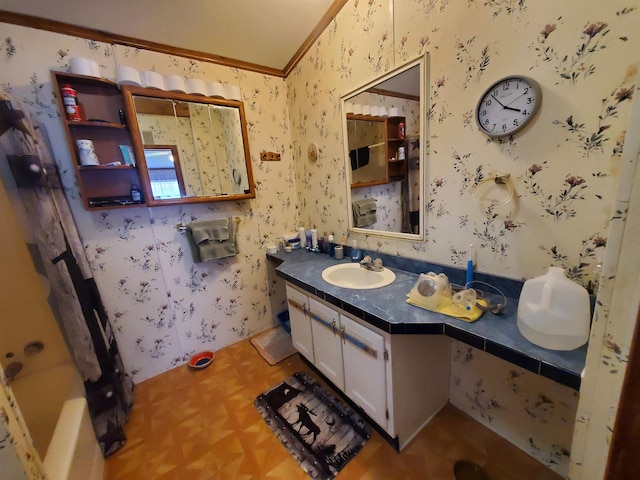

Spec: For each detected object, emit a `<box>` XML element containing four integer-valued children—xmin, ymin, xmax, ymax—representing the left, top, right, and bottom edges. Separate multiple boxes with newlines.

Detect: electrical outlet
<box><xmin>260</xmin><ymin>151</ymin><xmax>281</xmax><ymax>161</ymax></box>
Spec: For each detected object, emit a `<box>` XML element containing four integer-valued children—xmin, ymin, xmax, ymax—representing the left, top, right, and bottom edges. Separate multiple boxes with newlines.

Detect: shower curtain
<box><xmin>0</xmin><ymin>95</ymin><xmax>133</xmax><ymax>457</ymax></box>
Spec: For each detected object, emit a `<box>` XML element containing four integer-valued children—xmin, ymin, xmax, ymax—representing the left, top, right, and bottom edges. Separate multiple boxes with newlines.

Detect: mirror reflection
<box><xmin>122</xmin><ymin>86</ymin><xmax>255</xmax><ymax>206</ymax></box>
<box><xmin>347</xmin><ymin>117</ymin><xmax>386</xmax><ymax>185</ymax></box>
<box><xmin>143</xmin><ymin>145</ymin><xmax>185</xmax><ymax>199</ymax></box>
<box><xmin>342</xmin><ymin>54</ymin><xmax>426</xmax><ymax>239</ymax></box>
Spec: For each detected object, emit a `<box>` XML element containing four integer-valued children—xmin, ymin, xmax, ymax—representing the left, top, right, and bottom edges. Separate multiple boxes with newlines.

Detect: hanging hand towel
<box><xmin>187</xmin><ymin>217</ymin><xmax>237</xmax><ymax>262</ymax></box>
<box><xmin>352</xmin><ymin>198</ymin><xmax>377</xmax><ymax>227</ymax></box>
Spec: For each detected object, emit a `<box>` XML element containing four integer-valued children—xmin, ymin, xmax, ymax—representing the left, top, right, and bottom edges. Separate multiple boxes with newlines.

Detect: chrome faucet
<box><xmin>359</xmin><ymin>255</ymin><xmax>384</xmax><ymax>272</ymax></box>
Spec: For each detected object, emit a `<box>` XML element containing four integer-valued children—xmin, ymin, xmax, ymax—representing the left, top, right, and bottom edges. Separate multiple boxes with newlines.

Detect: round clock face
<box><xmin>476</xmin><ymin>76</ymin><xmax>542</xmax><ymax>137</ymax></box>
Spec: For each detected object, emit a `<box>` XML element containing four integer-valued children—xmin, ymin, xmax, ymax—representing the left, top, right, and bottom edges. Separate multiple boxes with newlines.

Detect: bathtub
<box><xmin>9</xmin><ymin>361</ymin><xmax>104</xmax><ymax>480</ymax></box>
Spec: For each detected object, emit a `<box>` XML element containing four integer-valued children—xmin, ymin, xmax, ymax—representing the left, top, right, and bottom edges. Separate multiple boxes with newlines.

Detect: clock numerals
<box><xmin>475</xmin><ymin>76</ymin><xmax>542</xmax><ymax>137</ymax></box>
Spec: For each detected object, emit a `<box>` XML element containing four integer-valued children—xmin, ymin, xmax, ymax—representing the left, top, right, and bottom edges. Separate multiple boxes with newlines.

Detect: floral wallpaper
<box><xmin>1</xmin><ymin>0</ymin><xmax>639</xmax><ymax>478</ymax></box>
<box><xmin>449</xmin><ymin>341</ymin><xmax>579</xmax><ymax>473</ymax></box>
<box><xmin>285</xmin><ymin>0</ymin><xmax>640</xmax><ymax>477</ymax></box>
<box><xmin>0</xmin><ymin>29</ymin><xmax>299</xmax><ymax>384</ymax></box>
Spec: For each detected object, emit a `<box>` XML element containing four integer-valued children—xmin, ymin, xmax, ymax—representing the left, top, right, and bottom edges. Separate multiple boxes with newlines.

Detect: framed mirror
<box><xmin>121</xmin><ymin>86</ymin><xmax>255</xmax><ymax>206</ymax></box>
<box><xmin>342</xmin><ymin>53</ymin><xmax>427</xmax><ymax>240</ymax></box>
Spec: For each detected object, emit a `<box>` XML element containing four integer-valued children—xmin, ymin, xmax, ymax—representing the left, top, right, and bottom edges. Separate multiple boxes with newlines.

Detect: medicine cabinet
<box><xmin>121</xmin><ymin>86</ymin><xmax>255</xmax><ymax>206</ymax></box>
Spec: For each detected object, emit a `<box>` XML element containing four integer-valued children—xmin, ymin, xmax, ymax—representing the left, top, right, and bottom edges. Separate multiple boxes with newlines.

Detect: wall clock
<box><xmin>475</xmin><ymin>76</ymin><xmax>542</xmax><ymax>138</ymax></box>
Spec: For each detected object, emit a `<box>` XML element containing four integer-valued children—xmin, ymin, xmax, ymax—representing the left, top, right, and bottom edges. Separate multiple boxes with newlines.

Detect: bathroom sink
<box><xmin>321</xmin><ymin>263</ymin><xmax>396</xmax><ymax>289</ymax></box>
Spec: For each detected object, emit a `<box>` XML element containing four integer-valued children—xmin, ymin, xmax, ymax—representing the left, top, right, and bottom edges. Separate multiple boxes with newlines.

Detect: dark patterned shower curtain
<box><xmin>0</xmin><ymin>95</ymin><xmax>133</xmax><ymax>456</ymax></box>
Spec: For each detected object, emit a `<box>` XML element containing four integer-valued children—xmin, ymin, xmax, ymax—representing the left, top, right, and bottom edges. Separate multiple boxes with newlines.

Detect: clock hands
<box><xmin>490</xmin><ymin>95</ymin><xmax>506</xmax><ymax>108</ymax></box>
<box><xmin>504</xmin><ymin>91</ymin><xmax>529</xmax><ymax>108</ymax></box>
<box><xmin>490</xmin><ymin>94</ymin><xmax>521</xmax><ymax>113</ymax></box>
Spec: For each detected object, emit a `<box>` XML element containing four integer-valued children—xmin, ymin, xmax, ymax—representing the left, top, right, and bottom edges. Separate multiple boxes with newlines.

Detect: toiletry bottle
<box><xmin>298</xmin><ymin>227</ymin><xmax>306</xmax><ymax>249</ymax></box>
<box><xmin>350</xmin><ymin>239</ymin><xmax>361</xmax><ymax>262</ymax></box>
<box><xmin>61</xmin><ymin>84</ymin><xmax>82</xmax><ymax>121</ymax></box>
<box><xmin>305</xmin><ymin>229</ymin><xmax>312</xmax><ymax>249</ymax></box>
<box><xmin>328</xmin><ymin>233</ymin><xmax>334</xmax><ymax>257</ymax></box>
<box><xmin>131</xmin><ymin>183</ymin><xmax>142</xmax><ymax>203</ymax></box>
<box><xmin>311</xmin><ymin>228</ymin><xmax>318</xmax><ymax>250</ymax></box>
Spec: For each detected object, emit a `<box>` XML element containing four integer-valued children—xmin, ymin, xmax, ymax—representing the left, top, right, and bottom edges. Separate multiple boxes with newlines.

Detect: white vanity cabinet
<box><xmin>341</xmin><ymin>313</ymin><xmax>387</xmax><ymax>428</ymax></box>
<box><xmin>285</xmin><ymin>283</ymin><xmax>450</xmax><ymax>450</ymax></box>
<box><xmin>308</xmin><ymin>297</ymin><xmax>345</xmax><ymax>390</ymax></box>
<box><xmin>286</xmin><ymin>285</ymin><xmax>313</xmax><ymax>362</ymax></box>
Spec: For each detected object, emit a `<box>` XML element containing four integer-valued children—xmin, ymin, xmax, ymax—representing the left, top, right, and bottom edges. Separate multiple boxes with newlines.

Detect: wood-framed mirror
<box><xmin>121</xmin><ymin>85</ymin><xmax>255</xmax><ymax>206</ymax></box>
<box><xmin>341</xmin><ymin>53</ymin><xmax>427</xmax><ymax>240</ymax></box>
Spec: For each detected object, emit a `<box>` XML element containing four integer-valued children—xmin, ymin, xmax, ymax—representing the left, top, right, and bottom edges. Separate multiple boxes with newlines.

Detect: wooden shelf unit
<box><xmin>51</xmin><ymin>71</ymin><xmax>143</xmax><ymax>210</ymax></box>
<box><xmin>348</xmin><ymin>114</ymin><xmax>408</xmax><ymax>188</ymax></box>
<box><xmin>385</xmin><ymin>116</ymin><xmax>408</xmax><ymax>182</ymax></box>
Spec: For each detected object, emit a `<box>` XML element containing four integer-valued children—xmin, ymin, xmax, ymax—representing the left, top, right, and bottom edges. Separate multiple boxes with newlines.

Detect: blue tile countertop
<box><xmin>268</xmin><ymin>248</ymin><xmax>587</xmax><ymax>391</ymax></box>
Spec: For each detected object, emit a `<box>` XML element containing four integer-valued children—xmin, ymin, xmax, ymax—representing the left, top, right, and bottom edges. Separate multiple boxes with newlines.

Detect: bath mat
<box><xmin>250</xmin><ymin>325</ymin><xmax>297</xmax><ymax>365</ymax></box>
<box><xmin>255</xmin><ymin>372</ymin><xmax>371</xmax><ymax>479</ymax></box>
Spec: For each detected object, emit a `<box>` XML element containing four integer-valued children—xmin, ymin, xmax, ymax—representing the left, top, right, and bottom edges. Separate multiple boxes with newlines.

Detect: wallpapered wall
<box><xmin>0</xmin><ymin>0</ymin><xmax>639</xmax><ymax>477</ymax></box>
<box><xmin>0</xmin><ymin>29</ymin><xmax>299</xmax><ymax>383</ymax></box>
<box><xmin>284</xmin><ymin>0</ymin><xmax>639</xmax><ymax>477</ymax></box>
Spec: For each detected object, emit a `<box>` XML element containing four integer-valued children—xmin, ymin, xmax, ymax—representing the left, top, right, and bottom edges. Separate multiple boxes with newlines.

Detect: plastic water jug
<box><xmin>517</xmin><ymin>267</ymin><xmax>590</xmax><ymax>350</ymax></box>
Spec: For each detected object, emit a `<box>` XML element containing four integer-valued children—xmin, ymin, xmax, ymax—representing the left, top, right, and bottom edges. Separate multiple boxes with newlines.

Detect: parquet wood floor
<box><xmin>104</xmin><ymin>339</ymin><xmax>563</xmax><ymax>480</ymax></box>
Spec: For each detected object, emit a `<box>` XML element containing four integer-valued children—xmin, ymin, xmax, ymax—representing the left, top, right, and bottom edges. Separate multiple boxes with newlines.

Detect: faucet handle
<box><xmin>360</xmin><ymin>255</ymin><xmax>372</xmax><ymax>265</ymax></box>
<box><xmin>373</xmin><ymin>258</ymin><xmax>383</xmax><ymax>270</ymax></box>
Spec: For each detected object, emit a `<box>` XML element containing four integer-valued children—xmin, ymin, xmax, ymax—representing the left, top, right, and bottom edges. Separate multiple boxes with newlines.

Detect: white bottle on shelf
<box><xmin>298</xmin><ymin>227</ymin><xmax>306</xmax><ymax>248</ymax></box>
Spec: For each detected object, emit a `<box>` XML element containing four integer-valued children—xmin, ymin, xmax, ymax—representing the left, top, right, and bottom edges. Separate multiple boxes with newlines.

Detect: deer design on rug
<box><xmin>292</xmin><ymin>403</ymin><xmax>320</xmax><ymax>444</ymax></box>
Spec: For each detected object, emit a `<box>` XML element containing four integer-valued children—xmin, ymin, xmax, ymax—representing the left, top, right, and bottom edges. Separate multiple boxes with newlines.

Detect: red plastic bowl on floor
<box><xmin>188</xmin><ymin>351</ymin><xmax>215</xmax><ymax>369</ymax></box>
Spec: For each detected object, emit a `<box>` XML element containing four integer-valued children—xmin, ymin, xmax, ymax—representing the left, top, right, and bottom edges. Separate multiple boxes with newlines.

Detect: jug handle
<box><xmin>540</xmin><ymin>281</ymin><xmax>553</xmax><ymax>310</ymax></box>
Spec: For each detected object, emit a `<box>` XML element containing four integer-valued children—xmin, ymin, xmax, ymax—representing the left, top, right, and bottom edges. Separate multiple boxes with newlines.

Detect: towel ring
<box><xmin>472</xmin><ymin>173</ymin><xmax>515</xmax><ymax>205</ymax></box>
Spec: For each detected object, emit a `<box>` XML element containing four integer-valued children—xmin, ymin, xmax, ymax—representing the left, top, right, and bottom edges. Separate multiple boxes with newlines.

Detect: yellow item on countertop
<box><xmin>406</xmin><ymin>289</ymin><xmax>488</xmax><ymax>322</ymax></box>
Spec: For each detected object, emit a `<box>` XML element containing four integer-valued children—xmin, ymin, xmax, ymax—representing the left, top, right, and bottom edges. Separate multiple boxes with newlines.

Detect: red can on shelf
<box><xmin>398</xmin><ymin>122</ymin><xmax>405</xmax><ymax>139</ymax></box>
<box><xmin>61</xmin><ymin>84</ymin><xmax>82</xmax><ymax>121</ymax></box>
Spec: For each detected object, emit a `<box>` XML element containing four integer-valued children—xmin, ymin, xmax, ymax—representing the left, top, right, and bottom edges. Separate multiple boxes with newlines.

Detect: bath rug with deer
<box><xmin>254</xmin><ymin>372</ymin><xmax>371</xmax><ymax>479</ymax></box>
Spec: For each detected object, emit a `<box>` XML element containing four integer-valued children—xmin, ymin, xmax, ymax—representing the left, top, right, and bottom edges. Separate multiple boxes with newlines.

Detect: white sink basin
<box><xmin>321</xmin><ymin>263</ymin><xmax>396</xmax><ymax>290</ymax></box>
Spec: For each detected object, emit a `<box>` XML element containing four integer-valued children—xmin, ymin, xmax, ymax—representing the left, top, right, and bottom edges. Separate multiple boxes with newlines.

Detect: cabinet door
<box><xmin>309</xmin><ymin>298</ymin><xmax>344</xmax><ymax>391</ymax></box>
<box><xmin>286</xmin><ymin>285</ymin><xmax>313</xmax><ymax>362</ymax></box>
<box><xmin>341</xmin><ymin>314</ymin><xmax>387</xmax><ymax>428</ymax></box>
